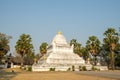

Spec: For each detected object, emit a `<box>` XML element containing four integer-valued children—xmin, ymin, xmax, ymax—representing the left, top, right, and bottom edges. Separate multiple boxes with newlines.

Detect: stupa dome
<box><xmin>51</xmin><ymin>32</ymin><xmax>67</xmax><ymax>45</ymax></box>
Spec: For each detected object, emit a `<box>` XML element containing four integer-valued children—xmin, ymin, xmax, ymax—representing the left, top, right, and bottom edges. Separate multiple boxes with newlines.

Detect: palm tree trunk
<box><xmin>94</xmin><ymin>55</ymin><xmax>97</xmax><ymax>65</ymax></box>
<box><xmin>110</xmin><ymin>43</ymin><xmax>115</xmax><ymax>70</ymax></box>
<box><xmin>111</xmin><ymin>51</ymin><xmax>115</xmax><ymax>70</ymax></box>
<box><xmin>20</xmin><ymin>56</ymin><xmax>24</xmax><ymax>67</ymax></box>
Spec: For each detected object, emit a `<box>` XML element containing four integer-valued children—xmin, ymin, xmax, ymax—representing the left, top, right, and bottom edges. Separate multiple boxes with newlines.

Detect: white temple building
<box><xmin>32</xmin><ymin>32</ymin><xmax>86</xmax><ymax>71</ymax></box>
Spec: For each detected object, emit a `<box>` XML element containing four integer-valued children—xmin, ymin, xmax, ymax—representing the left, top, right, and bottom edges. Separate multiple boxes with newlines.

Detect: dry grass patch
<box><xmin>11</xmin><ymin>71</ymin><xmax>116</xmax><ymax>80</ymax></box>
<box><xmin>0</xmin><ymin>68</ymin><xmax>117</xmax><ymax>80</ymax></box>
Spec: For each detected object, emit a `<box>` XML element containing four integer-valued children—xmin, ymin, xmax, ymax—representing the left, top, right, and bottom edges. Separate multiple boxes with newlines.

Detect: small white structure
<box><xmin>32</xmin><ymin>32</ymin><xmax>86</xmax><ymax>71</ymax></box>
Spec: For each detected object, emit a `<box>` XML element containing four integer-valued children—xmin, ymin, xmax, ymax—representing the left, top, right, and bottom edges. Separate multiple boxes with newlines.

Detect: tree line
<box><xmin>70</xmin><ymin>28</ymin><xmax>120</xmax><ymax>70</ymax></box>
<box><xmin>0</xmin><ymin>27</ymin><xmax>120</xmax><ymax>69</ymax></box>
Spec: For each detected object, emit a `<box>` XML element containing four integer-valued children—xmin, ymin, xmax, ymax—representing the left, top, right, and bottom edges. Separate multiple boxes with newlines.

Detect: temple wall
<box><xmin>53</xmin><ymin>46</ymin><xmax>73</xmax><ymax>53</ymax></box>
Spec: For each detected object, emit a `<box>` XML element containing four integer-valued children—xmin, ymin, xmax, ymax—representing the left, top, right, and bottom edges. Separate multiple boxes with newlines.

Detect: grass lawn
<box><xmin>0</xmin><ymin>68</ymin><xmax>117</xmax><ymax>80</ymax></box>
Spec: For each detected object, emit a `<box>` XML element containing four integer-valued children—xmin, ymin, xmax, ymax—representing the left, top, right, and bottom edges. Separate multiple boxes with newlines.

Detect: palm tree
<box><xmin>39</xmin><ymin>42</ymin><xmax>48</xmax><ymax>55</ymax></box>
<box><xmin>39</xmin><ymin>42</ymin><xmax>48</xmax><ymax>61</ymax></box>
<box><xmin>15</xmin><ymin>34</ymin><xmax>34</xmax><ymax>66</ymax></box>
<box><xmin>0</xmin><ymin>33</ymin><xmax>11</xmax><ymax>63</ymax></box>
<box><xmin>86</xmin><ymin>36</ymin><xmax>101</xmax><ymax>65</ymax></box>
<box><xmin>70</xmin><ymin>39</ymin><xmax>82</xmax><ymax>56</ymax></box>
<box><xmin>103</xmin><ymin>28</ymin><xmax>119</xmax><ymax>70</ymax></box>
<box><xmin>81</xmin><ymin>47</ymin><xmax>89</xmax><ymax>61</ymax></box>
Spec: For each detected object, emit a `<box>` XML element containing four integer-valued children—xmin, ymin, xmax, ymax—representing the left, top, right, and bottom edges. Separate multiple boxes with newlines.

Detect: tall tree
<box><xmin>39</xmin><ymin>42</ymin><xmax>48</xmax><ymax>55</ymax></box>
<box><xmin>115</xmin><ymin>43</ymin><xmax>120</xmax><ymax>67</ymax></box>
<box><xmin>70</xmin><ymin>39</ymin><xmax>82</xmax><ymax>56</ymax></box>
<box><xmin>103</xmin><ymin>28</ymin><xmax>119</xmax><ymax>69</ymax></box>
<box><xmin>34</xmin><ymin>53</ymin><xmax>42</xmax><ymax>64</ymax></box>
<box><xmin>81</xmin><ymin>47</ymin><xmax>89</xmax><ymax>61</ymax></box>
<box><xmin>86</xmin><ymin>36</ymin><xmax>101</xmax><ymax>65</ymax></box>
<box><xmin>15</xmin><ymin>34</ymin><xmax>34</xmax><ymax>66</ymax></box>
<box><xmin>0</xmin><ymin>33</ymin><xmax>11</xmax><ymax>63</ymax></box>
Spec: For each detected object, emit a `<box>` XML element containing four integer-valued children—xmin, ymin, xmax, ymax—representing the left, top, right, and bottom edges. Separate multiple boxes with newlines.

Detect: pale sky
<box><xmin>0</xmin><ymin>0</ymin><xmax>120</xmax><ymax>54</ymax></box>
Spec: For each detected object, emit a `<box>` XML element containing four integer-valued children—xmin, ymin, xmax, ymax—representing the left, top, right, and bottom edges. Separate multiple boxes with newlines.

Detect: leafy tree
<box><xmin>39</xmin><ymin>42</ymin><xmax>48</xmax><ymax>55</ymax></box>
<box><xmin>81</xmin><ymin>47</ymin><xmax>89</xmax><ymax>61</ymax></box>
<box><xmin>34</xmin><ymin>53</ymin><xmax>41</xmax><ymax>64</ymax></box>
<box><xmin>0</xmin><ymin>33</ymin><xmax>11</xmax><ymax>63</ymax></box>
<box><xmin>70</xmin><ymin>39</ymin><xmax>82</xmax><ymax>56</ymax></box>
<box><xmin>15</xmin><ymin>34</ymin><xmax>34</xmax><ymax>66</ymax></box>
<box><xmin>86</xmin><ymin>36</ymin><xmax>101</xmax><ymax>65</ymax></box>
<box><xmin>103</xmin><ymin>28</ymin><xmax>119</xmax><ymax>69</ymax></box>
<box><xmin>115</xmin><ymin>43</ymin><xmax>120</xmax><ymax>67</ymax></box>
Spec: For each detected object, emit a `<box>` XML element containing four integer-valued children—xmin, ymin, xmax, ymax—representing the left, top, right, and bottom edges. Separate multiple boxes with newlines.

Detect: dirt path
<box><xmin>76</xmin><ymin>71</ymin><xmax>120</xmax><ymax>79</ymax></box>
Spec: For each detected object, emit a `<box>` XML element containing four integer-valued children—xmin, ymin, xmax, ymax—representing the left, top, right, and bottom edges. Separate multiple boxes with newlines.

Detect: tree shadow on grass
<box><xmin>0</xmin><ymin>69</ymin><xmax>20</xmax><ymax>80</ymax></box>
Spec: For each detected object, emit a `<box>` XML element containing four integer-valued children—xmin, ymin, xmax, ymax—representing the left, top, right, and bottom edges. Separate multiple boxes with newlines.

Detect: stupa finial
<box><xmin>57</xmin><ymin>31</ymin><xmax>62</xmax><ymax>35</ymax></box>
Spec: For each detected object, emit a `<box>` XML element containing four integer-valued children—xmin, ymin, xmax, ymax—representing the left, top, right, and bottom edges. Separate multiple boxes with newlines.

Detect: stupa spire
<box><xmin>57</xmin><ymin>31</ymin><xmax>62</xmax><ymax>35</ymax></box>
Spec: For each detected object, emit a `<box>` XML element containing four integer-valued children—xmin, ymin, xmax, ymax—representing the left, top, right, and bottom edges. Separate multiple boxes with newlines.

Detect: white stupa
<box><xmin>32</xmin><ymin>32</ymin><xmax>85</xmax><ymax>71</ymax></box>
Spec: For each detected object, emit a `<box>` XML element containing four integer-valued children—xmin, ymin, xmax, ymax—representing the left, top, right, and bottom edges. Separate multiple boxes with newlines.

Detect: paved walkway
<box><xmin>76</xmin><ymin>71</ymin><xmax>120</xmax><ymax>80</ymax></box>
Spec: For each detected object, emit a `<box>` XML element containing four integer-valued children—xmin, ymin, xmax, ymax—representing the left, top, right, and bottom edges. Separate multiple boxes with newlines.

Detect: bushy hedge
<box><xmin>67</xmin><ymin>67</ymin><xmax>71</xmax><ymax>71</ymax></box>
<box><xmin>27</xmin><ymin>66</ymin><xmax>32</xmax><ymax>71</ymax></box>
<box><xmin>49</xmin><ymin>68</ymin><xmax>55</xmax><ymax>71</ymax></box>
<box><xmin>82</xmin><ymin>66</ymin><xmax>87</xmax><ymax>71</ymax></box>
<box><xmin>91</xmin><ymin>66</ymin><xmax>99</xmax><ymax>71</ymax></box>
<box><xmin>72</xmin><ymin>65</ymin><xmax>75</xmax><ymax>71</ymax></box>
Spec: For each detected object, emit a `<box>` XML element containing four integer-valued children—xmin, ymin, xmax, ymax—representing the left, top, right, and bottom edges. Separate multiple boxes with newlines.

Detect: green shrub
<box><xmin>72</xmin><ymin>65</ymin><xmax>75</xmax><ymax>71</ymax></box>
<box><xmin>67</xmin><ymin>67</ymin><xmax>71</xmax><ymax>71</ymax></box>
<box><xmin>49</xmin><ymin>68</ymin><xmax>52</xmax><ymax>71</ymax></box>
<box><xmin>27</xmin><ymin>66</ymin><xmax>32</xmax><ymax>71</ymax></box>
<box><xmin>91</xmin><ymin>66</ymin><xmax>98</xmax><ymax>71</ymax></box>
<box><xmin>91</xmin><ymin>66</ymin><xmax>95</xmax><ymax>70</ymax></box>
<box><xmin>82</xmin><ymin>66</ymin><xmax>87</xmax><ymax>71</ymax></box>
<box><xmin>49</xmin><ymin>68</ymin><xmax>55</xmax><ymax>71</ymax></box>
